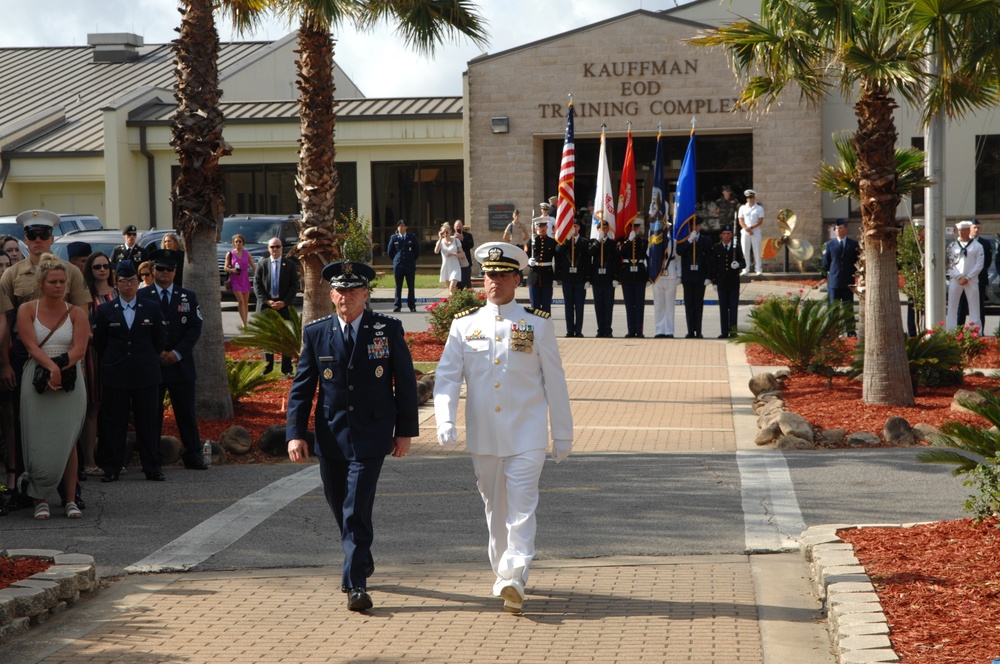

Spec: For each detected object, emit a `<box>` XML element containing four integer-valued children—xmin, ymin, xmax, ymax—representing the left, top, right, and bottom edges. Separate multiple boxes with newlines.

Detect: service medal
<box><xmin>375</xmin><ymin>366</ymin><xmax>384</xmax><ymax>378</ymax></box>
<box><xmin>323</xmin><ymin>368</ymin><xmax>333</xmax><ymax>379</ymax></box>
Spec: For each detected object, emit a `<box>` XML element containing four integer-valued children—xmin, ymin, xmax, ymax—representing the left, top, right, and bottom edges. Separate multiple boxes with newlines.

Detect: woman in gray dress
<box><xmin>17</xmin><ymin>256</ymin><xmax>89</xmax><ymax>519</ymax></box>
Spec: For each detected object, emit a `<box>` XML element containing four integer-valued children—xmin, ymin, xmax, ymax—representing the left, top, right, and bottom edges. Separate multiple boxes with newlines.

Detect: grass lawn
<box><xmin>413</xmin><ymin>361</ymin><xmax>438</xmax><ymax>373</ymax></box>
<box><xmin>371</xmin><ymin>273</ymin><xmax>446</xmax><ymax>289</ymax></box>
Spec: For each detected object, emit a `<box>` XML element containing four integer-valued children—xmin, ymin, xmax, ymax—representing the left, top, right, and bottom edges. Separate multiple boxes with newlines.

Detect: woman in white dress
<box><xmin>434</xmin><ymin>222</ymin><xmax>461</xmax><ymax>292</ymax></box>
<box><xmin>17</xmin><ymin>255</ymin><xmax>89</xmax><ymax>520</ymax></box>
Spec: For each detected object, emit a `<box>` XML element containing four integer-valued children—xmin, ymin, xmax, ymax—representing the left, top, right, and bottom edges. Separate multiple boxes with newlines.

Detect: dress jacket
<box><xmin>822</xmin><ymin>237</ymin><xmax>861</xmax><ymax>289</ymax></box>
<box><xmin>286</xmin><ymin>310</ymin><xmax>419</xmax><ymax>461</ymax></box>
<box><xmin>433</xmin><ymin>300</ymin><xmax>573</xmax><ymax>457</ymax></box>
<box><xmin>526</xmin><ymin>236</ymin><xmax>558</xmax><ymax>287</ymax></box>
<box><xmin>92</xmin><ymin>297</ymin><xmax>165</xmax><ymax>390</ymax></box>
<box><xmin>387</xmin><ymin>232</ymin><xmax>420</xmax><ymax>272</ymax></box>
<box><xmin>618</xmin><ymin>236</ymin><xmax>649</xmax><ymax>284</ymax></box>
<box><xmin>110</xmin><ymin>243</ymin><xmax>149</xmax><ymax>267</ymax></box>
<box><xmin>676</xmin><ymin>233</ymin><xmax>714</xmax><ymax>285</ymax></box>
<box><xmin>556</xmin><ymin>236</ymin><xmax>591</xmax><ymax>284</ymax></box>
<box><xmin>587</xmin><ymin>238</ymin><xmax>621</xmax><ymax>286</ymax></box>
<box><xmin>710</xmin><ymin>241</ymin><xmax>746</xmax><ymax>290</ymax></box>
<box><xmin>947</xmin><ymin>238</ymin><xmax>985</xmax><ymax>282</ymax></box>
<box><xmin>137</xmin><ymin>285</ymin><xmax>202</xmax><ymax>383</ymax></box>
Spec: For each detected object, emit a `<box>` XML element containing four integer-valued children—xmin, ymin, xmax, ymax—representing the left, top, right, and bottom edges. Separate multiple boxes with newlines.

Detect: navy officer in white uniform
<box><xmin>433</xmin><ymin>241</ymin><xmax>573</xmax><ymax>614</ymax></box>
<box><xmin>286</xmin><ymin>260</ymin><xmax>419</xmax><ymax>613</ymax></box>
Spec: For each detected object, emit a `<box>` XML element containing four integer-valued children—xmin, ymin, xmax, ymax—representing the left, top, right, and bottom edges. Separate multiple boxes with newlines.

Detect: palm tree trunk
<box><xmin>855</xmin><ymin>82</ymin><xmax>913</xmax><ymax>406</ymax></box>
<box><xmin>171</xmin><ymin>0</ymin><xmax>233</xmax><ymax>419</ymax></box>
<box><xmin>294</xmin><ymin>14</ymin><xmax>341</xmax><ymax>325</ymax></box>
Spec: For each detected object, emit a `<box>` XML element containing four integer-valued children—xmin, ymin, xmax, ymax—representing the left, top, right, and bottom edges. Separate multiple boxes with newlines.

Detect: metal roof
<box><xmin>0</xmin><ymin>41</ymin><xmax>275</xmax><ymax>155</ymax></box>
<box><xmin>127</xmin><ymin>96</ymin><xmax>464</xmax><ymax>126</ymax></box>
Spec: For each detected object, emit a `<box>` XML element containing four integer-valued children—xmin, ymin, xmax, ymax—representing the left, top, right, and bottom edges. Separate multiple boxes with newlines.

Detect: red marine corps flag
<box><xmin>615</xmin><ymin>125</ymin><xmax>637</xmax><ymax>241</ymax></box>
<box><xmin>554</xmin><ymin>98</ymin><xmax>576</xmax><ymax>244</ymax></box>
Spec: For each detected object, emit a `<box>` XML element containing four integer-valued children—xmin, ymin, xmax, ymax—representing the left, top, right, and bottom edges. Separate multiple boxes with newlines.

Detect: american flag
<box><xmin>554</xmin><ymin>101</ymin><xmax>575</xmax><ymax>244</ymax></box>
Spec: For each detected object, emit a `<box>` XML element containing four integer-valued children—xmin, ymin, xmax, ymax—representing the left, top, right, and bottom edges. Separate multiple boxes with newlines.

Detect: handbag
<box><xmin>225</xmin><ymin>251</ymin><xmax>235</xmax><ymax>291</ymax></box>
<box><xmin>31</xmin><ymin>308</ymin><xmax>75</xmax><ymax>394</ymax></box>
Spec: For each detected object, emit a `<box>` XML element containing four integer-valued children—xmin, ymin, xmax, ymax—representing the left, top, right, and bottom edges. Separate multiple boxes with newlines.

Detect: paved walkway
<box><xmin>4</xmin><ymin>280</ymin><xmax>838</xmax><ymax>663</ymax></box>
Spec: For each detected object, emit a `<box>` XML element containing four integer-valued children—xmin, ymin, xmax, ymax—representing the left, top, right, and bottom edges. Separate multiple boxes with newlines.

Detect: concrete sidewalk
<box><xmin>2</xmin><ymin>329</ymin><xmax>838</xmax><ymax>663</ymax></box>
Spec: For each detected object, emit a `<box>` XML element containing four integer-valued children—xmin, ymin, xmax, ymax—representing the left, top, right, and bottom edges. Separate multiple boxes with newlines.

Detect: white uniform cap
<box><xmin>16</xmin><ymin>209</ymin><xmax>59</xmax><ymax>229</ymax></box>
<box><xmin>955</xmin><ymin>220</ymin><xmax>973</xmax><ymax>229</ymax></box>
<box><xmin>744</xmin><ymin>189</ymin><xmax>756</xmax><ymax>197</ymax></box>
<box><xmin>475</xmin><ymin>242</ymin><xmax>529</xmax><ymax>273</ymax></box>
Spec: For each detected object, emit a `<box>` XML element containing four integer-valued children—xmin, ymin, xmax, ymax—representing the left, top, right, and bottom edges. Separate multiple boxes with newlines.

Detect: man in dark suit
<box><xmin>286</xmin><ymin>261</ymin><xmax>419</xmax><ymax>613</ymax></box>
<box><xmin>676</xmin><ymin>218</ymin><xmax>713</xmax><ymax>338</ymax></box>
<box><xmin>453</xmin><ymin>219</ymin><xmax>474</xmax><ymax>289</ymax></box>
<box><xmin>138</xmin><ymin>249</ymin><xmax>207</xmax><ymax>471</ymax></box>
<box><xmin>253</xmin><ymin>238</ymin><xmax>300</xmax><ymax>375</ymax></box>
<box><xmin>386</xmin><ymin>220</ymin><xmax>420</xmax><ymax>312</ymax></box>
<box><xmin>822</xmin><ymin>218</ymin><xmax>861</xmax><ymax>335</ymax></box>
<box><xmin>710</xmin><ymin>225</ymin><xmax>746</xmax><ymax>338</ymax></box>
<box><xmin>93</xmin><ymin>261</ymin><xmax>166</xmax><ymax>482</ymax></box>
<box><xmin>110</xmin><ymin>225</ymin><xmax>148</xmax><ymax>266</ymax></box>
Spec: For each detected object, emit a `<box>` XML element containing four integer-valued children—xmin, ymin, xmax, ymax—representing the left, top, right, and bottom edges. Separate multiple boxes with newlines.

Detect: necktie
<box><xmin>161</xmin><ymin>289</ymin><xmax>170</xmax><ymax>316</ymax></box>
<box><xmin>271</xmin><ymin>259</ymin><xmax>280</xmax><ymax>298</ymax></box>
<box><xmin>344</xmin><ymin>324</ymin><xmax>355</xmax><ymax>359</ymax></box>
<box><xmin>123</xmin><ymin>302</ymin><xmax>135</xmax><ymax>329</ymax></box>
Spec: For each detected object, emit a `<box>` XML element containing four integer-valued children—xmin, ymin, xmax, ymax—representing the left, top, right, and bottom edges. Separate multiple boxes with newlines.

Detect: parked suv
<box><xmin>0</xmin><ymin>213</ymin><xmax>103</xmax><ymax>240</ymax></box>
<box><xmin>217</xmin><ymin>214</ymin><xmax>301</xmax><ymax>293</ymax></box>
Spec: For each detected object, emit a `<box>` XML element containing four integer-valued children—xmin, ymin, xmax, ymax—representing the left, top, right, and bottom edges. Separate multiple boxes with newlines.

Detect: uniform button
<box><xmin>495</xmin><ymin>336</ymin><xmax>501</xmax><ymax>341</ymax></box>
<box><xmin>348</xmin><ymin>406</ymin><xmax>354</xmax><ymax>411</ymax></box>
<box><xmin>495</xmin><ymin>407</ymin><xmax>501</xmax><ymax>413</ymax></box>
<box><xmin>494</xmin><ymin>382</ymin><xmax>500</xmax><ymax>388</ymax></box>
<box><xmin>494</xmin><ymin>359</ymin><xmax>500</xmax><ymax>365</ymax></box>
<box><xmin>348</xmin><ymin>385</ymin><xmax>354</xmax><ymax>391</ymax></box>
<box><xmin>496</xmin><ymin>316</ymin><xmax>502</xmax><ymax>321</ymax></box>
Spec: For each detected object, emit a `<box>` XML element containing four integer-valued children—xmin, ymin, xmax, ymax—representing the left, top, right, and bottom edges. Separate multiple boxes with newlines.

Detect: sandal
<box><xmin>64</xmin><ymin>502</ymin><xmax>82</xmax><ymax>519</ymax></box>
<box><xmin>34</xmin><ymin>502</ymin><xmax>50</xmax><ymax>520</ymax></box>
<box><xmin>83</xmin><ymin>466</ymin><xmax>103</xmax><ymax>477</ymax></box>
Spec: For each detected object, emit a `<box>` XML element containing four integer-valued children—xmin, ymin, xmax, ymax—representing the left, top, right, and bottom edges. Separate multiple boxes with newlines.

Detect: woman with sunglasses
<box><xmin>225</xmin><ymin>234</ymin><xmax>255</xmax><ymax>327</ymax></box>
<box><xmin>77</xmin><ymin>252</ymin><xmax>117</xmax><ymax>478</ymax></box>
<box><xmin>138</xmin><ymin>261</ymin><xmax>155</xmax><ymax>288</ymax></box>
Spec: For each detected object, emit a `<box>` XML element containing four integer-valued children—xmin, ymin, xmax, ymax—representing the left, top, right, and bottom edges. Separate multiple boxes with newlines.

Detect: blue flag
<box><xmin>673</xmin><ymin>128</ymin><xmax>697</xmax><ymax>244</ymax></box>
<box><xmin>647</xmin><ymin>132</ymin><xmax>666</xmax><ymax>282</ymax></box>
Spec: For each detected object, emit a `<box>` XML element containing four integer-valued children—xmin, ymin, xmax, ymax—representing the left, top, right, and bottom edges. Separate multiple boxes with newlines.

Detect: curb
<box><xmin>0</xmin><ymin>549</ymin><xmax>97</xmax><ymax>645</ymax></box>
<box><xmin>800</xmin><ymin>524</ymin><xmax>931</xmax><ymax>664</ymax></box>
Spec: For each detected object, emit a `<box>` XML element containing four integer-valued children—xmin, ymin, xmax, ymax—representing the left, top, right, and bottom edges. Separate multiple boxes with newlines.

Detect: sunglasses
<box><xmin>125</xmin><ymin>232</ymin><xmax>137</xmax><ymax>237</ymax></box>
<box><xmin>92</xmin><ymin>264</ymin><xmax>110</xmax><ymax>270</ymax></box>
<box><xmin>24</xmin><ymin>229</ymin><xmax>52</xmax><ymax>241</ymax></box>
<box><xmin>139</xmin><ymin>272</ymin><xmax>151</xmax><ymax>278</ymax></box>
<box><xmin>154</xmin><ymin>265</ymin><xmax>176</xmax><ymax>272</ymax></box>
<box><xmin>268</xmin><ymin>245</ymin><xmax>282</xmax><ymax>249</ymax></box>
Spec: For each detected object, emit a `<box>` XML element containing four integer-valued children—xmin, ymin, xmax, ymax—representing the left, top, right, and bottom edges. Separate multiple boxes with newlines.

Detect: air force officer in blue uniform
<box><xmin>286</xmin><ymin>261</ymin><xmax>419</xmax><ymax>613</ymax></box>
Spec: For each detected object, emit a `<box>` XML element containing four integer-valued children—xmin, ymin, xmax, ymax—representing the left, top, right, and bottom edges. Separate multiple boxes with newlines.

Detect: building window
<box><xmin>910</xmin><ymin>136</ymin><xmax>924</xmax><ymax>218</ymax></box>
<box><xmin>371</xmin><ymin>160</ymin><xmax>464</xmax><ymax>259</ymax></box>
<box><xmin>976</xmin><ymin>135</ymin><xmax>1000</xmax><ymax>215</ymax></box>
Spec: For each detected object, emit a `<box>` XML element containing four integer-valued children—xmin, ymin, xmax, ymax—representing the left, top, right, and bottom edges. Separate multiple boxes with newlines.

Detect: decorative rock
<box><xmin>259</xmin><ymin>425</ymin><xmax>313</xmax><ymax>457</ymax></box>
<box><xmin>749</xmin><ymin>372</ymin><xmax>780</xmax><ymax>396</ymax></box>
<box><xmin>911</xmin><ymin>423</ymin><xmax>942</xmax><ymax>444</ymax></box>
<box><xmin>759</xmin><ymin>399</ymin><xmax>786</xmax><ymax>417</ymax></box>
<box><xmin>819</xmin><ymin>429</ymin><xmax>846</xmax><ymax>446</ymax></box>
<box><xmin>416</xmin><ymin>373</ymin><xmax>435</xmax><ymax>405</ymax></box>
<box><xmin>951</xmin><ymin>389</ymin><xmax>986</xmax><ymax>413</ymax></box>
<box><xmin>159</xmin><ymin>436</ymin><xmax>183</xmax><ymax>466</ymax></box>
<box><xmin>882</xmin><ymin>417</ymin><xmax>914</xmax><ymax>446</ymax></box>
<box><xmin>755</xmin><ymin>421</ymin><xmax>781</xmax><ymax>446</ymax></box>
<box><xmin>0</xmin><ymin>616</ymin><xmax>29</xmax><ymax>643</ymax></box>
<box><xmin>758</xmin><ymin>411</ymin><xmax>782</xmax><ymax>430</ymax></box>
<box><xmin>757</xmin><ymin>388</ymin><xmax>783</xmax><ymax>400</ymax></box>
<box><xmin>219</xmin><ymin>426</ymin><xmax>253</xmax><ymax>455</ymax></box>
<box><xmin>777</xmin><ymin>411</ymin><xmax>813</xmax><ymax>441</ymax></box>
<box><xmin>774</xmin><ymin>435</ymin><xmax>814</xmax><ymax>450</ymax></box>
<box><xmin>838</xmin><ymin>651</ymin><xmax>899</xmax><ymax>664</ymax></box>
<box><xmin>847</xmin><ymin>431</ymin><xmax>881</xmax><ymax>446</ymax></box>
<box><xmin>774</xmin><ymin>368</ymin><xmax>791</xmax><ymax>379</ymax></box>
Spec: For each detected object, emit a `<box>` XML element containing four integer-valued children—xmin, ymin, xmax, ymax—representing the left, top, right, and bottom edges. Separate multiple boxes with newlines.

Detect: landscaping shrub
<box><xmin>426</xmin><ymin>288</ymin><xmax>486</xmax><ymax>343</ymax></box>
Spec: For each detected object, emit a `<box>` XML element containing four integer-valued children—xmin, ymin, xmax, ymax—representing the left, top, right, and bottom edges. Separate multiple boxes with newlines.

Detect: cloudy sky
<box><xmin>0</xmin><ymin>0</ymin><xmax>718</xmax><ymax>97</ymax></box>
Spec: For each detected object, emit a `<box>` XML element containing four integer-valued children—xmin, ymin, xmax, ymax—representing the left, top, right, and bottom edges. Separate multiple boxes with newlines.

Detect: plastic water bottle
<box><xmin>202</xmin><ymin>440</ymin><xmax>212</xmax><ymax>466</ymax></box>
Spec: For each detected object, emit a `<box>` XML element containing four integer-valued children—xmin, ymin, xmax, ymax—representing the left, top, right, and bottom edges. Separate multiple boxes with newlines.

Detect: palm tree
<box><xmin>273</xmin><ymin>0</ymin><xmax>488</xmax><ymax>324</ymax></box>
<box><xmin>171</xmin><ymin>0</ymin><xmax>272</xmax><ymax>419</ymax></box>
<box><xmin>689</xmin><ymin>0</ymin><xmax>1000</xmax><ymax>406</ymax></box>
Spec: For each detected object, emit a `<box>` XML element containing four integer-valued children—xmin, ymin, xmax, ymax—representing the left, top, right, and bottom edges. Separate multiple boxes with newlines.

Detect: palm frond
<box><xmin>231</xmin><ymin>306</ymin><xmax>303</xmax><ymax>359</ymax></box>
<box><xmin>227</xmin><ymin>358</ymin><xmax>282</xmax><ymax>405</ymax></box>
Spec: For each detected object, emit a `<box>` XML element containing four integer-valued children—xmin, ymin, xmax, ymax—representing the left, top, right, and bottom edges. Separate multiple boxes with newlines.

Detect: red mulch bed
<box><xmin>0</xmin><ymin>557</ymin><xmax>52</xmax><ymax>591</ymax></box>
<box><xmin>840</xmin><ymin>518</ymin><xmax>1000</xmax><ymax>664</ymax></box>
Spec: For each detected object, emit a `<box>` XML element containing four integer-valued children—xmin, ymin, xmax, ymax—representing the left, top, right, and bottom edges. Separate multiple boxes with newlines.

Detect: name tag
<box><xmin>319</xmin><ymin>356</ymin><xmax>334</xmax><ymax>362</ymax></box>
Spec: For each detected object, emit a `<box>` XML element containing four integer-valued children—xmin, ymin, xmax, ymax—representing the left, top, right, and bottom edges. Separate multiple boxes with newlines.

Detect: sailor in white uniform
<box><xmin>433</xmin><ymin>241</ymin><xmax>573</xmax><ymax>614</ymax></box>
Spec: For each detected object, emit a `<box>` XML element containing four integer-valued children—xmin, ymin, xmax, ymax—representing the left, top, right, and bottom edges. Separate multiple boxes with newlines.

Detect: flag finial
<box><xmin>627</xmin><ymin>120</ymin><xmax>632</xmax><ymax>132</ymax></box>
<box><xmin>690</xmin><ymin>116</ymin><xmax>697</xmax><ymax>130</ymax></box>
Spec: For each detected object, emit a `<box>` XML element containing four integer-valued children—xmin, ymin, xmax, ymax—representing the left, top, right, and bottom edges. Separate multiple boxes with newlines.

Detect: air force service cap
<box><xmin>149</xmin><ymin>249</ymin><xmax>182</xmax><ymax>268</ymax></box>
<box><xmin>322</xmin><ymin>261</ymin><xmax>376</xmax><ymax>289</ymax></box>
<box><xmin>475</xmin><ymin>242</ymin><xmax>529</xmax><ymax>273</ymax></box>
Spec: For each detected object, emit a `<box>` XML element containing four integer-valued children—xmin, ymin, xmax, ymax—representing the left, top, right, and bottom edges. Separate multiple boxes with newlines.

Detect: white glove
<box><xmin>704</xmin><ymin>278</ymin><xmax>712</xmax><ymax>286</ymax></box>
<box><xmin>552</xmin><ymin>440</ymin><xmax>572</xmax><ymax>463</ymax></box>
<box><xmin>584</xmin><ymin>282</ymin><xmax>591</xmax><ymax>290</ymax></box>
<box><xmin>613</xmin><ymin>280</ymin><xmax>620</xmax><ymax>288</ymax></box>
<box><xmin>528</xmin><ymin>258</ymin><xmax>538</xmax><ymax>267</ymax></box>
<box><xmin>437</xmin><ymin>424</ymin><xmax>458</xmax><ymax>447</ymax></box>
<box><xmin>629</xmin><ymin>231</ymin><xmax>636</xmax><ymax>241</ymax></box>
<box><xmin>598</xmin><ymin>231</ymin><xmax>606</xmax><ymax>241</ymax></box>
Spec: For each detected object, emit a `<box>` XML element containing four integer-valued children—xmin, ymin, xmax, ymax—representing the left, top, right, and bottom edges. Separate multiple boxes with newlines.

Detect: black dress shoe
<box><xmin>392</xmin><ymin>307</ymin><xmax>401</xmax><ymax>312</ymax></box>
<box><xmin>695</xmin><ymin>332</ymin><xmax>704</xmax><ymax>338</ymax></box>
<box><xmin>144</xmin><ymin>471</ymin><xmax>166</xmax><ymax>482</ymax></box>
<box><xmin>101</xmin><ymin>472</ymin><xmax>119</xmax><ymax>483</ymax></box>
<box><xmin>684</xmin><ymin>333</ymin><xmax>695</xmax><ymax>338</ymax></box>
<box><xmin>409</xmin><ymin>308</ymin><xmax>417</xmax><ymax>312</ymax></box>
<box><xmin>348</xmin><ymin>588</ymin><xmax>373</xmax><ymax>612</ymax></box>
<box><xmin>184</xmin><ymin>460</ymin><xmax>209</xmax><ymax>470</ymax></box>
<box><xmin>718</xmin><ymin>334</ymin><xmax>729</xmax><ymax>339</ymax></box>
<box><xmin>341</xmin><ymin>562</ymin><xmax>376</xmax><ymax>593</ymax></box>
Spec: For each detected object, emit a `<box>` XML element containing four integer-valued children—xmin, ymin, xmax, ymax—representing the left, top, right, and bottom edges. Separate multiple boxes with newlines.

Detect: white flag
<box><xmin>591</xmin><ymin>129</ymin><xmax>615</xmax><ymax>239</ymax></box>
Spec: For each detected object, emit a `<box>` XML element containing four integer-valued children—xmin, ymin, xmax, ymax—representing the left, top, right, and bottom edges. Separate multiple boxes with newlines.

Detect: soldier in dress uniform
<box><xmin>709</xmin><ymin>225</ymin><xmax>746</xmax><ymax>338</ymax></box>
<box><xmin>526</xmin><ymin>219</ymin><xmax>557</xmax><ymax>313</ymax></box>
<box><xmin>93</xmin><ymin>261</ymin><xmax>166</xmax><ymax>482</ymax></box>
<box><xmin>434</xmin><ymin>241</ymin><xmax>573</xmax><ymax>615</ymax></box>
<box><xmin>110</xmin><ymin>225</ymin><xmax>148</xmax><ymax>266</ymax></box>
<box><xmin>555</xmin><ymin>219</ymin><xmax>590</xmax><ymax>337</ymax></box>
<box><xmin>676</xmin><ymin>217</ymin><xmax>713</xmax><ymax>338</ymax></box>
<box><xmin>286</xmin><ymin>261</ymin><xmax>418</xmax><ymax>613</ymax></box>
<box><xmin>588</xmin><ymin>219</ymin><xmax>620</xmax><ymax>338</ymax></box>
<box><xmin>386</xmin><ymin>220</ymin><xmax>420</xmax><ymax>313</ymax></box>
<box><xmin>137</xmin><ymin>249</ymin><xmax>207</xmax><ymax>471</ymax></box>
<box><xmin>650</xmin><ymin>224</ymin><xmax>682</xmax><ymax>338</ymax></box>
<box><xmin>618</xmin><ymin>220</ymin><xmax>648</xmax><ymax>338</ymax></box>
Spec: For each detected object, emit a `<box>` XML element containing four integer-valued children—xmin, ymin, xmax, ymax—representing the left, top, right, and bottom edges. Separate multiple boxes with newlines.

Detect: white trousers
<box><xmin>946</xmin><ymin>278</ymin><xmax>981</xmax><ymax>331</ymax></box>
<box><xmin>651</xmin><ymin>274</ymin><xmax>680</xmax><ymax>336</ymax></box>
<box><xmin>741</xmin><ymin>229</ymin><xmax>762</xmax><ymax>273</ymax></box>
<box><xmin>471</xmin><ymin>449</ymin><xmax>545</xmax><ymax>594</ymax></box>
